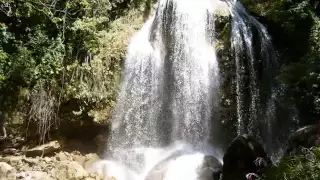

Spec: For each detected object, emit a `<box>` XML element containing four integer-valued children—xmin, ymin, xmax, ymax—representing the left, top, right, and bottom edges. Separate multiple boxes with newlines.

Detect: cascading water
<box><xmin>230</xmin><ymin>0</ymin><xmax>278</xmax><ymax>137</ymax></box>
<box><xmin>93</xmin><ymin>0</ymin><xmax>298</xmax><ymax>179</ymax></box>
<box><xmin>96</xmin><ymin>0</ymin><xmax>226</xmax><ymax>179</ymax></box>
<box><xmin>108</xmin><ymin>0</ymin><xmax>220</xmax><ymax>149</ymax></box>
<box><xmin>230</xmin><ymin>0</ymin><xmax>299</xmax><ymax>159</ymax></box>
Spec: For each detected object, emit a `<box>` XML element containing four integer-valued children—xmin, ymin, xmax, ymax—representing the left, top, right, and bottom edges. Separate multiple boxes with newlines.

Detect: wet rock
<box><xmin>2</xmin><ymin>148</ymin><xmax>18</xmax><ymax>155</ymax></box>
<box><xmin>199</xmin><ymin>155</ymin><xmax>223</xmax><ymax>180</ymax></box>
<box><xmin>144</xmin><ymin>154</ymin><xmax>222</xmax><ymax>180</ymax></box>
<box><xmin>26</xmin><ymin>141</ymin><xmax>61</xmax><ymax>157</ymax></box>
<box><xmin>203</xmin><ymin>155</ymin><xmax>223</xmax><ymax>171</ymax></box>
<box><xmin>221</xmin><ymin>135</ymin><xmax>271</xmax><ymax>180</ymax></box>
<box><xmin>94</xmin><ymin>133</ymin><xmax>107</xmax><ymax>156</ymax></box>
<box><xmin>86</xmin><ymin>160</ymin><xmax>110</xmax><ymax>180</ymax></box>
<box><xmin>144</xmin><ymin>159</ymin><xmax>172</xmax><ymax>180</ymax></box>
<box><xmin>286</xmin><ymin>124</ymin><xmax>319</xmax><ymax>155</ymax></box>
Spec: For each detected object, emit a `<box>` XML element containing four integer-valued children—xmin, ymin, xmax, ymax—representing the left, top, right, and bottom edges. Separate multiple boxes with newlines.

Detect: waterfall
<box><xmin>97</xmin><ymin>0</ymin><xmax>225</xmax><ymax>179</ymax></box>
<box><xmin>93</xmin><ymin>0</ymin><xmax>298</xmax><ymax>179</ymax></box>
<box><xmin>107</xmin><ymin>0</ymin><xmax>221</xmax><ymax>151</ymax></box>
<box><xmin>107</xmin><ymin>0</ymin><xmax>223</xmax><ymax>151</ymax></box>
<box><xmin>231</xmin><ymin>0</ymin><xmax>277</xmax><ymax>136</ymax></box>
<box><xmin>230</xmin><ymin>1</ymin><xmax>298</xmax><ymax>159</ymax></box>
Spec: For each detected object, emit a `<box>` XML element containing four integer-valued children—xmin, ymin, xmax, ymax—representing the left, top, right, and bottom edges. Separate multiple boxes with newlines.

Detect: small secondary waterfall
<box><xmin>94</xmin><ymin>0</ymin><xmax>298</xmax><ymax>179</ymax></box>
<box><xmin>231</xmin><ymin>1</ymin><xmax>277</xmax><ymax>136</ymax></box>
<box><xmin>230</xmin><ymin>1</ymin><xmax>299</xmax><ymax>158</ymax></box>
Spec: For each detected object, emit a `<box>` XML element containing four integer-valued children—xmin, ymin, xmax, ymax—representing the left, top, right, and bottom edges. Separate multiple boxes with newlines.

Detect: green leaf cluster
<box><xmin>0</xmin><ymin>0</ymin><xmax>153</xmax><ymax>139</ymax></box>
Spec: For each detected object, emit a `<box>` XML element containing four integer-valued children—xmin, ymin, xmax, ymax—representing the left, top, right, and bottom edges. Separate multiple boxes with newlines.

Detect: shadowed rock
<box><xmin>25</xmin><ymin>141</ymin><xmax>61</xmax><ymax>157</ymax></box>
<box><xmin>221</xmin><ymin>135</ymin><xmax>271</xmax><ymax>180</ymax></box>
<box><xmin>286</xmin><ymin>123</ymin><xmax>320</xmax><ymax>155</ymax></box>
<box><xmin>0</xmin><ymin>119</ymin><xmax>7</xmax><ymax>140</ymax></box>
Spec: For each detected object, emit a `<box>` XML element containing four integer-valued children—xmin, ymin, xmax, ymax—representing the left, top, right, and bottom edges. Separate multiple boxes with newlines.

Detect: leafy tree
<box><xmin>0</xmin><ymin>0</ymin><xmax>153</xmax><ymax>141</ymax></box>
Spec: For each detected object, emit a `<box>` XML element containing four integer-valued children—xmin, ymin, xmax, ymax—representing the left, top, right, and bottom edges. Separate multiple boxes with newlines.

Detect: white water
<box><xmin>230</xmin><ymin>0</ymin><xmax>277</xmax><ymax>136</ymax></box>
<box><xmin>107</xmin><ymin>0</ymin><xmax>221</xmax><ymax>151</ymax></box>
<box><xmin>96</xmin><ymin>0</ymin><xmax>225</xmax><ymax>179</ymax></box>
<box><xmin>230</xmin><ymin>1</ymin><xmax>298</xmax><ymax>159</ymax></box>
<box><xmin>93</xmin><ymin>0</ymin><xmax>296</xmax><ymax>179</ymax></box>
<box><xmin>93</xmin><ymin>142</ymin><xmax>223</xmax><ymax>180</ymax></box>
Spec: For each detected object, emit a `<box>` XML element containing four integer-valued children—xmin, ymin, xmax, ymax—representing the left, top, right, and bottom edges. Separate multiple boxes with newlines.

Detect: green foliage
<box><xmin>241</xmin><ymin>0</ymin><xmax>320</xmax><ymax>122</ymax></box>
<box><xmin>263</xmin><ymin>148</ymin><xmax>320</xmax><ymax>180</ymax></box>
<box><xmin>0</xmin><ymin>0</ymin><xmax>153</xmax><ymax>140</ymax></box>
<box><xmin>62</xmin><ymin>6</ymin><xmax>146</xmax><ymax>124</ymax></box>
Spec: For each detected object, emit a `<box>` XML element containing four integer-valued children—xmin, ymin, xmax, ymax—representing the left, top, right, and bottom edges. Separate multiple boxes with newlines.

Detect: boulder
<box><xmin>21</xmin><ymin>157</ymin><xmax>39</xmax><ymax>166</ymax></box>
<box><xmin>51</xmin><ymin>161</ymin><xmax>89</xmax><ymax>180</ymax></box>
<box><xmin>94</xmin><ymin>133</ymin><xmax>108</xmax><ymax>156</ymax></box>
<box><xmin>15</xmin><ymin>171</ymin><xmax>52</xmax><ymax>180</ymax></box>
<box><xmin>84</xmin><ymin>153</ymin><xmax>100</xmax><ymax>170</ymax></box>
<box><xmin>215</xmin><ymin>0</ymin><xmax>231</xmax><ymax>17</ymax></box>
<box><xmin>74</xmin><ymin>155</ymin><xmax>86</xmax><ymax>167</ymax></box>
<box><xmin>144</xmin><ymin>154</ymin><xmax>222</xmax><ymax>180</ymax></box>
<box><xmin>2</xmin><ymin>148</ymin><xmax>18</xmax><ymax>155</ymax></box>
<box><xmin>0</xmin><ymin>156</ymin><xmax>26</xmax><ymax>172</ymax></box>
<box><xmin>198</xmin><ymin>155</ymin><xmax>223</xmax><ymax>180</ymax></box>
<box><xmin>55</xmin><ymin>152</ymin><xmax>69</xmax><ymax>161</ymax></box>
<box><xmin>26</xmin><ymin>141</ymin><xmax>61</xmax><ymax>157</ymax></box>
<box><xmin>1</xmin><ymin>151</ymin><xmax>103</xmax><ymax>180</ymax></box>
<box><xmin>145</xmin><ymin>160</ymin><xmax>171</xmax><ymax>180</ymax></box>
<box><xmin>221</xmin><ymin>135</ymin><xmax>271</xmax><ymax>180</ymax></box>
<box><xmin>286</xmin><ymin>124</ymin><xmax>319</xmax><ymax>155</ymax></box>
<box><xmin>0</xmin><ymin>162</ymin><xmax>16</xmax><ymax>180</ymax></box>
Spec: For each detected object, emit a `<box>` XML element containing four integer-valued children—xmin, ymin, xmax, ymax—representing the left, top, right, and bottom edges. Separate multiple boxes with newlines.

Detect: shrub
<box><xmin>263</xmin><ymin>147</ymin><xmax>320</xmax><ymax>180</ymax></box>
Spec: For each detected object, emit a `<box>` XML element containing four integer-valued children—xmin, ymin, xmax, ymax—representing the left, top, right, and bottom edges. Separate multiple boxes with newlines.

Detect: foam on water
<box><xmin>93</xmin><ymin>142</ymin><xmax>223</xmax><ymax>180</ymax></box>
<box><xmin>163</xmin><ymin>153</ymin><xmax>206</xmax><ymax>180</ymax></box>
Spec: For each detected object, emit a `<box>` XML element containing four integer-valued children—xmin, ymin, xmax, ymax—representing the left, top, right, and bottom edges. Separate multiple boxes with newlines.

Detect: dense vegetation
<box><xmin>240</xmin><ymin>0</ymin><xmax>320</xmax><ymax>179</ymax></box>
<box><xmin>0</xmin><ymin>0</ymin><xmax>318</xmax><ymax>142</ymax></box>
<box><xmin>241</xmin><ymin>0</ymin><xmax>320</xmax><ymax>124</ymax></box>
<box><xmin>0</xmin><ymin>0</ymin><xmax>319</xmax><ymax>179</ymax></box>
<box><xmin>0</xmin><ymin>0</ymin><xmax>154</xmax><ymax>141</ymax></box>
<box><xmin>263</xmin><ymin>147</ymin><xmax>320</xmax><ymax>180</ymax></box>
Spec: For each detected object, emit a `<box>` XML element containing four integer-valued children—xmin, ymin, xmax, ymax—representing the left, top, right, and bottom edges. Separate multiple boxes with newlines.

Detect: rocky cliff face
<box><xmin>210</xmin><ymin>2</ymin><xmax>239</xmax><ymax>146</ymax></box>
<box><xmin>214</xmin><ymin>10</ymin><xmax>236</xmax><ymax>145</ymax></box>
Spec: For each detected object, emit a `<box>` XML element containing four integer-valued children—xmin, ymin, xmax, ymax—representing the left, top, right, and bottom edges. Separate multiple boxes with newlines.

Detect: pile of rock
<box><xmin>0</xmin><ymin>140</ymin><xmax>108</xmax><ymax>180</ymax></box>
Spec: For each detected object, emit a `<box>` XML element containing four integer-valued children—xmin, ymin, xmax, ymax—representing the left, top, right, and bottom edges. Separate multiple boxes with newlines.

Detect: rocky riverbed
<box><xmin>0</xmin><ymin>138</ymin><xmax>110</xmax><ymax>180</ymax></box>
